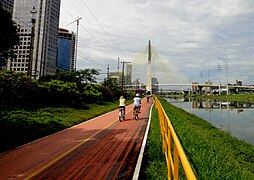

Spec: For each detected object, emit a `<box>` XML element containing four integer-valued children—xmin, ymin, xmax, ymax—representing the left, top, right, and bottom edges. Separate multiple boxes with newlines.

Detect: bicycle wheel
<box><xmin>119</xmin><ymin>111</ymin><xmax>122</xmax><ymax>121</ymax></box>
<box><xmin>135</xmin><ymin>109</ymin><xmax>138</xmax><ymax>120</ymax></box>
<box><xmin>119</xmin><ymin>109</ymin><xmax>124</xmax><ymax>122</ymax></box>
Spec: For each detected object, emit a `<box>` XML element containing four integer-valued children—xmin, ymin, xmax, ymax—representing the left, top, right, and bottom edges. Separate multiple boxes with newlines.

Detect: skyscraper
<box><xmin>7</xmin><ymin>0</ymin><xmax>61</xmax><ymax>78</ymax></box>
<box><xmin>57</xmin><ymin>28</ymin><xmax>75</xmax><ymax>71</ymax></box>
<box><xmin>126</xmin><ymin>63</ymin><xmax>132</xmax><ymax>85</ymax></box>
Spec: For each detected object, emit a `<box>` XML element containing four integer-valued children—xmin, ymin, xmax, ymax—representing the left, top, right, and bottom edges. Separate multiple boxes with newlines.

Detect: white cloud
<box><xmin>60</xmin><ymin>0</ymin><xmax>254</xmax><ymax>85</ymax></box>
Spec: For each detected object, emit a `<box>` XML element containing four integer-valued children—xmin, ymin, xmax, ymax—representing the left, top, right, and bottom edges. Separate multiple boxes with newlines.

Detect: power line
<box><xmin>62</xmin><ymin>6</ymin><xmax>118</xmax><ymax>59</ymax></box>
<box><xmin>58</xmin><ymin>43</ymin><xmax>105</xmax><ymax>68</ymax></box>
<box><xmin>65</xmin><ymin>2</ymin><xmax>123</xmax><ymax>60</ymax></box>
<box><xmin>68</xmin><ymin>1</ymin><xmax>122</xmax><ymax>58</ymax></box>
<box><xmin>13</xmin><ymin>9</ymin><xmax>106</xmax><ymax>71</ymax></box>
<box><xmin>79</xmin><ymin>0</ymin><xmax>127</xmax><ymax>59</ymax></box>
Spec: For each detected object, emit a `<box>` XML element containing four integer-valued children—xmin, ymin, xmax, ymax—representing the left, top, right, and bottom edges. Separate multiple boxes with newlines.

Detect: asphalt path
<box><xmin>0</xmin><ymin>98</ymin><xmax>153</xmax><ymax>180</ymax></box>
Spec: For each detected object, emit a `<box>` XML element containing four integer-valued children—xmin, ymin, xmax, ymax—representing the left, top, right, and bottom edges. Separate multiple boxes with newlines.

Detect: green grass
<box><xmin>141</xmin><ymin>106</ymin><xmax>167</xmax><ymax>179</ymax></box>
<box><xmin>156</xmin><ymin>98</ymin><xmax>254</xmax><ymax>179</ymax></box>
<box><xmin>0</xmin><ymin>102</ymin><xmax>119</xmax><ymax>153</ymax></box>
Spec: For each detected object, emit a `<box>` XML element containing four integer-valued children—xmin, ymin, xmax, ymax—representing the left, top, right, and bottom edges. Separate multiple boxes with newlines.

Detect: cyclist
<box><xmin>133</xmin><ymin>93</ymin><xmax>141</xmax><ymax>118</ymax></box>
<box><xmin>119</xmin><ymin>95</ymin><xmax>127</xmax><ymax>119</ymax></box>
<box><xmin>146</xmin><ymin>91</ymin><xmax>151</xmax><ymax>102</ymax></box>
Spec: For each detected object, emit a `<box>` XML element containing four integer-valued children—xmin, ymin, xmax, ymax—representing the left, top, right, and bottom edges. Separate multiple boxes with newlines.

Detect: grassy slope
<box><xmin>0</xmin><ymin>102</ymin><xmax>119</xmax><ymax>153</ymax></box>
<box><xmin>159</xmin><ymin>98</ymin><xmax>254</xmax><ymax>179</ymax></box>
<box><xmin>142</xmin><ymin>106</ymin><xmax>167</xmax><ymax>180</ymax></box>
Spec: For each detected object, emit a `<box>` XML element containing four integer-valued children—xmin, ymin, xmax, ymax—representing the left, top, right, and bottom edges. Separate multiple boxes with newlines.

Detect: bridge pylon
<box><xmin>146</xmin><ymin>40</ymin><xmax>152</xmax><ymax>93</ymax></box>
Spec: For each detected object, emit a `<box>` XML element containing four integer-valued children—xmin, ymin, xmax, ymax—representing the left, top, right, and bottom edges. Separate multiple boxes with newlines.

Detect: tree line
<box><xmin>0</xmin><ymin>69</ymin><xmax>130</xmax><ymax>110</ymax></box>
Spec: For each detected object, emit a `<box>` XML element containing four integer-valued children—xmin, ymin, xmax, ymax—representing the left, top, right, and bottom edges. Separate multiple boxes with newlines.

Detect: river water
<box><xmin>165</xmin><ymin>97</ymin><xmax>254</xmax><ymax>146</ymax></box>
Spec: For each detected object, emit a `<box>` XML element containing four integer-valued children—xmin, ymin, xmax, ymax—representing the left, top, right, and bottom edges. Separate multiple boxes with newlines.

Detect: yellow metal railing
<box><xmin>155</xmin><ymin>96</ymin><xmax>196</xmax><ymax>180</ymax></box>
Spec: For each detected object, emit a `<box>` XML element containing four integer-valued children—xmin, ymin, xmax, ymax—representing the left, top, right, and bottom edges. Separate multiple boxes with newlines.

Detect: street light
<box><xmin>28</xmin><ymin>6</ymin><xmax>37</xmax><ymax>78</ymax></box>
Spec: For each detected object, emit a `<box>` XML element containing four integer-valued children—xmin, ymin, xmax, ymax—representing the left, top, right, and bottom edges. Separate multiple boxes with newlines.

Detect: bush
<box><xmin>0</xmin><ymin>71</ymin><xmax>36</xmax><ymax>109</ymax></box>
<box><xmin>0</xmin><ymin>70</ymin><xmax>132</xmax><ymax>109</ymax></box>
<box><xmin>36</xmin><ymin>80</ymin><xmax>80</xmax><ymax>107</ymax></box>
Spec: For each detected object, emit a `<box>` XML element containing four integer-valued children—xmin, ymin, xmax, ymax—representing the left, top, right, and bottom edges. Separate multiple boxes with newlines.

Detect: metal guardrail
<box><xmin>155</xmin><ymin>96</ymin><xmax>196</xmax><ymax>180</ymax></box>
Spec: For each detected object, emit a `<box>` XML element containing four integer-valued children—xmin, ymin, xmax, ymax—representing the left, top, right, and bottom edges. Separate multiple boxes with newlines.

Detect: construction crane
<box><xmin>66</xmin><ymin>17</ymin><xmax>82</xmax><ymax>71</ymax></box>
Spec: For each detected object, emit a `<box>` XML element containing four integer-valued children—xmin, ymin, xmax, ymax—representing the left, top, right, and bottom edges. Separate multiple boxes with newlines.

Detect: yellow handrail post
<box><xmin>168</xmin><ymin>124</ymin><xmax>172</xmax><ymax>179</ymax></box>
<box><xmin>154</xmin><ymin>96</ymin><xmax>196</xmax><ymax>180</ymax></box>
<box><xmin>174</xmin><ymin>144</ymin><xmax>179</xmax><ymax>180</ymax></box>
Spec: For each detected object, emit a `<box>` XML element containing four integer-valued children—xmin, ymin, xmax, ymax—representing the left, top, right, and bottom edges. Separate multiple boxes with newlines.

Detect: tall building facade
<box><xmin>57</xmin><ymin>28</ymin><xmax>75</xmax><ymax>71</ymax></box>
<box><xmin>126</xmin><ymin>63</ymin><xmax>132</xmax><ymax>85</ymax></box>
<box><xmin>152</xmin><ymin>77</ymin><xmax>159</xmax><ymax>93</ymax></box>
<box><xmin>7</xmin><ymin>0</ymin><xmax>61</xmax><ymax>78</ymax></box>
<box><xmin>0</xmin><ymin>0</ymin><xmax>14</xmax><ymax>14</ymax></box>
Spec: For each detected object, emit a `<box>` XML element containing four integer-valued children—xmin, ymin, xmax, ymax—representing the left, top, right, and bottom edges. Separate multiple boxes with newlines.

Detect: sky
<box><xmin>59</xmin><ymin>0</ymin><xmax>254</xmax><ymax>85</ymax></box>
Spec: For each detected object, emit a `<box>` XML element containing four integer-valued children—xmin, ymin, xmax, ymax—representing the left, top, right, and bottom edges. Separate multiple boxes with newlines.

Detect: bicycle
<box><xmin>134</xmin><ymin>107</ymin><xmax>139</xmax><ymax>120</ymax></box>
<box><xmin>119</xmin><ymin>107</ymin><xmax>125</xmax><ymax>122</ymax></box>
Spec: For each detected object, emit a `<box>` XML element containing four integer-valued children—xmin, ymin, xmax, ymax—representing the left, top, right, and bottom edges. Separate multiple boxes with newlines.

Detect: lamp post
<box><xmin>28</xmin><ymin>6</ymin><xmax>37</xmax><ymax>78</ymax></box>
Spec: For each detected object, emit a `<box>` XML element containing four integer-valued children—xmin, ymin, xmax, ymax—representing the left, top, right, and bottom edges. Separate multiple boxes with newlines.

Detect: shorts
<box><xmin>133</xmin><ymin>105</ymin><xmax>140</xmax><ymax>110</ymax></box>
<box><xmin>119</xmin><ymin>106</ymin><xmax>125</xmax><ymax>111</ymax></box>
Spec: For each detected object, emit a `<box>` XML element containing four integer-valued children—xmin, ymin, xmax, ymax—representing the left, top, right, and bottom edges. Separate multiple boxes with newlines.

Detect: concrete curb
<box><xmin>132</xmin><ymin>100</ymin><xmax>154</xmax><ymax>180</ymax></box>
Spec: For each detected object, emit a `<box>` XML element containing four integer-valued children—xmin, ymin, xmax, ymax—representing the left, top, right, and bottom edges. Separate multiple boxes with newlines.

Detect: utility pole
<box><xmin>200</xmin><ymin>72</ymin><xmax>203</xmax><ymax>83</ymax></box>
<box><xmin>107</xmin><ymin>64</ymin><xmax>109</xmax><ymax>80</ymax></box>
<box><xmin>225</xmin><ymin>62</ymin><xmax>229</xmax><ymax>95</ymax></box>
<box><xmin>67</xmin><ymin>17</ymin><xmax>82</xmax><ymax>71</ymax></box>
<box><xmin>28</xmin><ymin>6</ymin><xmax>37</xmax><ymax>78</ymax></box>
<box><xmin>121</xmin><ymin>61</ymin><xmax>130</xmax><ymax>93</ymax></box>
<box><xmin>117</xmin><ymin>57</ymin><xmax>120</xmax><ymax>84</ymax></box>
<box><xmin>218</xmin><ymin>63</ymin><xmax>221</xmax><ymax>95</ymax></box>
<box><xmin>117</xmin><ymin>57</ymin><xmax>120</xmax><ymax>74</ymax></box>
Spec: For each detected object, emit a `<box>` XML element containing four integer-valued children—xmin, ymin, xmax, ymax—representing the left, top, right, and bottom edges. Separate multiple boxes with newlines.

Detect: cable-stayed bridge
<box><xmin>128</xmin><ymin>41</ymin><xmax>254</xmax><ymax>94</ymax></box>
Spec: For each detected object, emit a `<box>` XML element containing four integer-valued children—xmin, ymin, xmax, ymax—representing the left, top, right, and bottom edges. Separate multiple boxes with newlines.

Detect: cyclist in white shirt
<box><xmin>133</xmin><ymin>93</ymin><xmax>141</xmax><ymax>117</ymax></box>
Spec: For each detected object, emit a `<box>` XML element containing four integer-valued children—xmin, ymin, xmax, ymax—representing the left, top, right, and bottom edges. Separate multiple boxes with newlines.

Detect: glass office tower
<box><xmin>0</xmin><ymin>0</ymin><xmax>14</xmax><ymax>14</ymax></box>
<box><xmin>8</xmin><ymin>0</ymin><xmax>61</xmax><ymax>78</ymax></box>
<box><xmin>57</xmin><ymin>28</ymin><xmax>75</xmax><ymax>72</ymax></box>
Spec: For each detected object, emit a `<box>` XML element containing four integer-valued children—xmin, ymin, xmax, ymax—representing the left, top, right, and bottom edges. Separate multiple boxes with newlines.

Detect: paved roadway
<box><xmin>0</xmin><ymin>98</ymin><xmax>153</xmax><ymax>180</ymax></box>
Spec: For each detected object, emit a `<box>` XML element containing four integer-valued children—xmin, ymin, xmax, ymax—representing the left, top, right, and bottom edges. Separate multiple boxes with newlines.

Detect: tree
<box><xmin>0</xmin><ymin>4</ymin><xmax>20</xmax><ymax>67</ymax></box>
<box><xmin>39</xmin><ymin>68</ymin><xmax>100</xmax><ymax>85</ymax></box>
<box><xmin>101</xmin><ymin>78</ymin><xmax>121</xmax><ymax>101</ymax></box>
<box><xmin>75</xmin><ymin>69</ymin><xmax>99</xmax><ymax>85</ymax></box>
<box><xmin>0</xmin><ymin>70</ymin><xmax>35</xmax><ymax>108</ymax></box>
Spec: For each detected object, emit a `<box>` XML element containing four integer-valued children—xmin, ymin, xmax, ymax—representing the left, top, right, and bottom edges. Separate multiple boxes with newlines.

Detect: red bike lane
<box><xmin>0</xmin><ymin>98</ymin><xmax>153</xmax><ymax>179</ymax></box>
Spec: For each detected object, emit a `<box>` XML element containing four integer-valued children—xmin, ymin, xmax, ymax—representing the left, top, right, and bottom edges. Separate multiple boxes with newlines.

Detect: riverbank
<box><xmin>156</xmin><ymin>98</ymin><xmax>254</xmax><ymax>179</ymax></box>
<box><xmin>190</xmin><ymin>94</ymin><xmax>254</xmax><ymax>103</ymax></box>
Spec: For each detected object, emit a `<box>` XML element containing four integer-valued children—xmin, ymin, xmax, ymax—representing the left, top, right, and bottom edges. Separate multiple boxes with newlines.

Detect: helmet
<box><xmin>136</xmin><ymin>93</ymin><xmax>139</xmax><ymax>97</ymax></box>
